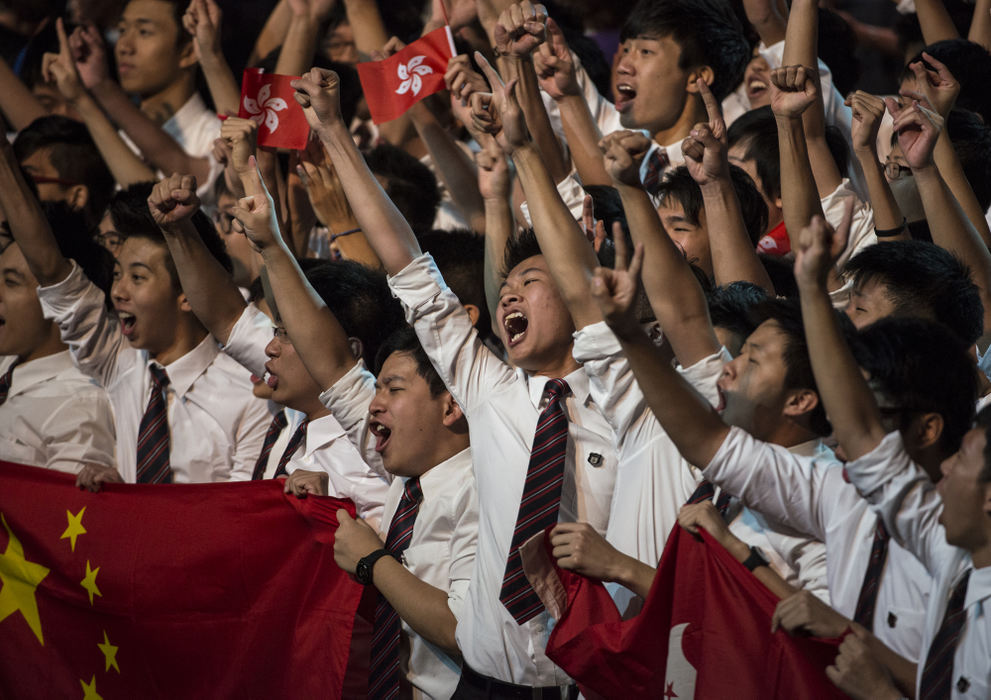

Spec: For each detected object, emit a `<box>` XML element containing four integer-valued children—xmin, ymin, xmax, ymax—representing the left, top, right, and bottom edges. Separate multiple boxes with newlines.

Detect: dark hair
<box><xmin>976</xmin><ymin>405</ymin><xmax>991</xmax><ymax>483</ymax></box>
<box><xmin>728</xmin><ymin>106</ymin><xmax>780</xmax><ymax>201</ymax></box>
<box><xmin>417</xmin><ymin>229</ymin><xmax>493</xmax><ymax>341</ymax></box>
<box><xmin>620</xmin><ymin>0</ymin><xmax>749</xmax><ymax>101</ymax></box>
<box><xmin>374</xmin><ymin>325</ymin><xmax>446</xmax><ymax>397</ymax></box>
<box><xmin>122</xmin><ymin>0</ymin><xmax>190</xmax><ymax>45</ymax></box>
<box><xmin>903</xmin><ymin>39</ymin><xmax>991</xmax><ymax>123</ymax></box>
<box><xmin>749</xmin><ymin>298</ymin><xmax>831</xmax><ymax>436</ymax></box>
<box><xmin>109</xmin><ymin>182</ymin><xmax>233</xmax><ymax>289</ymax></box>
<box><xmin>844</xmin><ymin>240</ymin><xmax>983</xmax><ymax>345</ymax></box>
<box><xmin>41</xmin><ymin>201</ymin><xmax>116</xmax><ymax>306</ymax></box>
<box><xmin>12</xmin><ymin>116</ymin><xmax>115</xmax><ymax>226</ymax></box>
<box><xmin>655</xmin><ymin>165</ymin><xmax>768</xmax><ymax>247</ymax></box>
<box><xmin>303</xmin><ymin>259</ymin><xmax>405</xmax><ymax>368</ymax></box>
<box><xmin>946</xmin><ymin>109</ymin><xmax>991</xmax><ymax>210</ymax></box>
<box><xmin>707</xmin><ymin>281</ymin><xmax>769</xmax><ymax>346</ymax></box>
<box><xmin>759</xmin><ymin>254</ymin><xmax>797</xmax><ymax>297</ymax></box>
<box><xmin>851</xmin><ymin>317</ymin><xmax>977</xmax><ymax>455</ymax></box>
<box><xmin>364</xmin><ymin>144</ymin><xmax>440</xmax><ymax>235</ymax></box>
<box><xmin>501</xmin><ymin>227</ymin><xmax>613</xmax><ymax>280</ymax></box>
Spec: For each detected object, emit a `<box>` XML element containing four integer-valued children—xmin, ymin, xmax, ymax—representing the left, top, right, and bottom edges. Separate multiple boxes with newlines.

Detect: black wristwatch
<box><xmin>742</xmin><ymin>546</ymin><xmax>769</xmax><ymax>572</ymax></box>
<box><xmin>355</xmin><ymin>549</ymin><xmax>395</xmax><ymax>585</ymax></box>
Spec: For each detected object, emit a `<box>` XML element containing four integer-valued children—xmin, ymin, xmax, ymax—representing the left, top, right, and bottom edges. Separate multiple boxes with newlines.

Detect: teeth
<box><xmin>505</xmin><ymin>311</ymin><xmax>524</xmax><ymax>324</ymax></box>
<box><xmin>511</xmin><ymin>332</ymin><xmax>525</xmax><ymax>343</ymax></box>
<box><xmin>617</xmin><ymin>85</ymin><xmax>635</xmax><ymax>95</ymax></box>
<box><xmin>750</xmin><ymin>80</ymin><xmax>767</xmax><ymax>90</ymax></box>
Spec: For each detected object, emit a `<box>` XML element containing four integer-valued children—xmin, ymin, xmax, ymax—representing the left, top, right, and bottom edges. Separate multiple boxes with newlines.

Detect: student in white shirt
<box><xmin>293</xmin><ymin>67</ymin><xmax>616</xmax><ymax>692</ymax></box>
<box><xmin>794</xmin><ymin>214</ymin><xmax>990</xmax><ymax>698</ymax></box>
<box><xmin>0</xmin><ymin>209</ymin><xmax>116</xmax><ymax>476</ymax></box>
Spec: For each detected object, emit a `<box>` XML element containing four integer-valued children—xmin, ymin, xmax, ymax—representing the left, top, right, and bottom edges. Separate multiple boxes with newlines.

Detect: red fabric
<box><xmin>356</xmin><ymin>27</ymin><xmax>456</xmax><ymax>124</ymax></box>
<box><xmin>0</xmin><ymin>460</ymin><xmax>362</xmax><ymax>699</ymax></box>
<box><xmin>757</xmin><ymin>220</ymin><xmax>791</xmax><ymax>256</ymax></box>
<box><xmin>239</xmin><ymin>69</ymin><xmax>310</xmax><ymax>150</ymax></box>
<box><xmin>546</xmin><ymin>527</ymin><xmax>846</xmax><ymax>699</ymax></box>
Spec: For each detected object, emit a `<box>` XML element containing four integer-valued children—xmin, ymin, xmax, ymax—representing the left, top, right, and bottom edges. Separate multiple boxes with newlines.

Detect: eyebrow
<box><xmin>499</xmin><ymin>267</ymin><xmax>545</xmax><ymax>291</ymax></box>
<box><xmin>1</xmin><ymin>268</ymin><xmax>24</xmax><ymax>279</ymax></box>
<box><xmin>127</xmin><ymin>262</ymin><xmax>154</xmax><ymax>273</ymax></box>
<box><xmin>376</xmin><ymin>375</ymin><xmax>406</xmax><ymax>388</ymax></box>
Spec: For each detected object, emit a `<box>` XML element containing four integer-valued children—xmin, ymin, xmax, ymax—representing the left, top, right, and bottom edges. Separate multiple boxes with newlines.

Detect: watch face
<box><xmin>356</xmin><ymin>560</ymin><xmax>370</xmax><ymax>584</ymax></box>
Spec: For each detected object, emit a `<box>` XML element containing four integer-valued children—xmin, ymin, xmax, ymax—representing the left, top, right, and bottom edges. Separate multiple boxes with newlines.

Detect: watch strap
<box><xmin>742</xmin><ymin>546</ymin><xmax>768</xmax><ymax>572</ymax></box>
<box><xmin>357</xmin><ymin>548</ymin><xmax>395</xmax><ymax>585</ymax></box>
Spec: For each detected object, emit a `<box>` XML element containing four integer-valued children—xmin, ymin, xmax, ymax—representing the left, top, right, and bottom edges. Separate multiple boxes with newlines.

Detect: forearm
<box><xmin>483</xmin><ymin>193</ymin><xmax>514</xmax><ymax>321</ymax></box>
<box><xmin>252</xmin><ymin>151</ymin><xmax>290</xmax><ymax>251</ymax></box>
<box><xmin>700</xmin><ymin>178</ymin><xmax>774</xmax><ymax>292</ymax></box>
<box><xmin>502</xmin><ymin>56</ymin><xmax>569</xmax><ymax>184</ymax></box>
<box><xmin>275</xmin><ymin>12</ymin><xmax>321</xmax><ymax>77</ymax></box>
<box><xmin>250</xmin><ymin>0</ymin><xmax>292</xmax><ymax>65</ymax></box>
<box><xmin>853</xmin><ymin>146</ymin><xmax>904</xmax><ymax>232</ymax></box>
<box><xmin>342</xmin><ymin>0</ymin><xmax>390</xmax><ymax>58</ymax></box>
<box><xmin>914</xmin><ymin>0</ymin><xmax>961</xmax><ymax>45</ymax></box>
<box><xmin>607</xmin><ymin>552</ymin><xmax>657</xmax><ymax>600</ymax></box>
<box><xmin>776</xmin><ymin>115</ymin><xmax>825</xmax><ymax>246</ymax></box>
<box><xmin>316</xmin><ymin>121</ymin><xmax>421</xmax><ymax>273</ymax></box>
<box><xmin>159</xmin><ymin>219</ymin><xmax>246</xmax><ymax>343</ymax></box>
<box><xmin>557</xmin><ymin>94</ymin><xmax>610</xmax><ymax>186</ymax></box>
<box><xmin>371</xmin><ymin>557</ymin><xmax>459</xmax><ymax>654</ymax></box>
<box><xmin>260</xmin><ymin>243</ymin><xmax>356</xmax><ymax>388</ymax></box>
<box><xmin>73</xmin><ymin>91</ymin><xmax>156</xmax><ymax>186</ymax></box>
<box><xmin>0</xmin><ymin>56</ymin><xmax>46</xmax><ymax>130</ymax></box>
<box><xmin>724</xmin><ymin>537</ymin><xmax>797</xmax><ymax>599</ymax></box>
<box><xmin>857</xmin><ymin>626</ymin><xmax>917</xmax><ymax>698</ymax></box>
<box><xmin>198</xmin><ymin>50</ymin><xmax>241</xmax><ymax>116</ymax></box>
<box><xmin>743</xmin><ymin>0</ymin><xmax>787</xmax><ymax>46</ymax></box>
<box><xmin>932</xmin><ymin>134</ymin><xmax>991</xmax><ymax>248</ymax></box>
<box><xmin>969</xmin><ymin>0</ymin><xmax>991</xmax><ymax>51</ymax></box>
<box><xmin>615</xmin><ymin>182</ymin><xmax>721</xmax><ymax>364</ymax></box>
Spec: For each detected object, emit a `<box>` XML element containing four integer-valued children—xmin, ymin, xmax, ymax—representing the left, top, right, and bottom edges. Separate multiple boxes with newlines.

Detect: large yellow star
<box><xmin>98</xmin><ymin>629</ymin><xmax>120</xmax><ymax>673</ymax></box>
<box><xmin>80</xmin><ymin>675</ymin><xmax>103</xmax><ymax>700</ymax></box>
<box><xmin>60</xmin><ymin>508</ymin><xmax>87</xmax><ymax>552</ymax></box>
<box><xmin>0</xmin><ymin>513</ymin><xmax>50</xmax><ymax>645</ymax></box>
<box><xmin>80</xmin><ymin>560</ymin><xmax>102</xmax><ymax>605</ymax></box>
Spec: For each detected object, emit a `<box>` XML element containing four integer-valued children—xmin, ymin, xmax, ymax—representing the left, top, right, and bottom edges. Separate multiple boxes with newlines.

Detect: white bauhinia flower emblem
<box><xmin>242</xmin><ymin>83</ymin><xmax>288</xmax><ymax>133</ymax></box>
<box><xmin>395</xmin><ymin>55</ymin><xmax>433</xmax><ymax>96</ymax></box>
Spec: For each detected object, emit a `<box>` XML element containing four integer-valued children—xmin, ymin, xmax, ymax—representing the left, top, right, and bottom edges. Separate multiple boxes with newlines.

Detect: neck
<box><xmin>652</xmin><ymin>96</ymin><xmax>706</xmax><ymax>150</ymax></box>
<box><xmin>763</xmin><ymin>418</ymin><xmax>819</xmax><ymax>450</ymax></box>
<box><xmin>530</xmin><ymin>353</ymin><xmax>582</xmax><ymax>380</ymax></box>
<box><xmin>22</xmin><ymin>325</ymin><xmax>67</xmax><ymax>364</ymax></box>
<box><xmin>151</xmin><ymin>319</ymin><xmax>207</xmax><ymax>366</ymax></box>
<box><xmin>140</xmin><ymin>75</ymin><xmax>195</xmax><ymax>126</ymax></box>
<box><xmin>303</xmin><ymin>402</ymin><xmax>331</xmax><ymax>421</ymax></box>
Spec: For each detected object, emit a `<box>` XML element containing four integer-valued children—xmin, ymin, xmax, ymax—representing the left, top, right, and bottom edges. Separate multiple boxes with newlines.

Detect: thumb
<box><xmin>56</xmin><ymin>17</ymin><xmax>71</xmax><ymax>56</ymax></box>
<box><xmin>336</xmin><ymin>508</ymin><xmax>353</xmax><ymax>523</ymax></box>
<box><xmin>546</xmin><ymin>16</ymin><xmax>566</xmax><ymax>51</ymax></box>
<box><xmin>241</xmin><ymin>154</ymin><xmax>265</xmax><ymax>196</ymax></box>
<box><xmin>475</xmin><ymin>50</ymin><xmax>504</xmax><ymax>91</ymax></box>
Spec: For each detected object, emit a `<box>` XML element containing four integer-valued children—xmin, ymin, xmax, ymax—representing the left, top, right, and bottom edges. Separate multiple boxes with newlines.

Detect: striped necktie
<box><xmin>273</xmin><ymin>420</ymin><xmax>308</xmax><ymax>477</ymax></box>
<box><xmin>685</xmin><ymin>479</ymin><xmax>732</xmax><ymax>518</ymax></box>
<box><xmin>252</xmin><ymin>410</ymin><xmax>288</xmax><ymax>480</ymax></box>
<box><xmin>500</xmin><ymin>378</ymin><xmax>571</xmax><ymax>625</ymax></box>
<box><xmin>369</xmin><ymin>477</ymin><xmax>423</xmax><ymax>700</ymax></box>
<box><xmin>919</xmin><ymin>569</ymin><xmax>972</xmax><ymax>700</ymax></box>
<box><xmin>136</xmin><ymin>364</ymin><xmax>172</xmax><ymax>484</ymax></box>
<box><xmin>642</xmin><ymin>147</ymin><xmax>670</xmax><ymax>197</ymax></box>
<box><xmin>852</xmin><ymin>520</ymin><xmax>890</xmax><ymax>629</ymax></box>
<box><xmin>0</xmin><ymin>363</ymin><xmax>15</xmax><ymax>406</ymax></box>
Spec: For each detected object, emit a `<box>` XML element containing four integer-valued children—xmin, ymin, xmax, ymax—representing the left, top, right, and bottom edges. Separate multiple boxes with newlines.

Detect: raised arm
<box><xmin>742</xmin><ymin>0</ymin><xmax>787</xmax><ymax>47</ymax></box>
<box><xmin>912</xmin><ymin>0</ymin><xmax>961</xmax><ymax>46</ymax></box>
<box><xmin>844</xmin><ymin>91</ymin><xmax>905</xmax><ymax>235</ymax></box>
<box><xmin>340</xmin><ymin>0</ymin><xmax>390</xmax><ymax>59</ymax></box>
<box><xmin>182</xmin><ymin>0</ymin><xmax>240</xmax><ymax>116</ymax></box>
<box><xmin>292</xmin><ymin>67</ymin><xmax>421</xmax><ymax>274</ymax></box>
<box><xmin>476</xmin><ymin>134</ymin><xmax>514</xmax><ymax>324</ymax></box>
<box><xmin>969</xmin><ymin>0</ymin><xmax>991</xmax><ymax>51</ymax></box>
<box><xmin>0</xmin><ymin>55</ymin><xmax>46</xmax><ymax>131</ymax></box>
<box><xmin>275</xmin><ymin>0</ymin><xmax>326</xmax><ymax>77</ymax></box>
<box><xmin>599</xmin><ymin>129</ymin><xmax>721</xmax><ymax>366</ymax></box>
<box><xmin>147</xmin><ymin>174</ymin><xmax>247</xmax><ymax>344</ymax></box>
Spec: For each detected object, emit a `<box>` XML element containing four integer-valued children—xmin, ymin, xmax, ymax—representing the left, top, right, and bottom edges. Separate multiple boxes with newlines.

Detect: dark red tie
<box><xmin>136</xmin><ymin>364</ymin><xmax>172</xmax><ymax>484</ymax></box>
<box><xmin>500</xmin><ymin>378</ymin><xmax>570</xmax><ymax>625</ymax></box>
<box><xmin>919</xmin><ymin>569</ymin><xmax>972</xmax><ymax>700</ymax></box>
<box><xmin>686</xmin><ymin>480</ymin><xmax>732</xmax><ymax>518</ymax></box>
<box><xmin>852</xmin><ymin>520</ymin><xmax>890</xmax><ymax>629</ymax></box>
<box><xmin>641</xmin><ymin>147</ymin><xmax>670</xmax><ymax>197</ymax></box>
<box><xmin>369</xmin><ymin>477</ymin><xmax>423</xmax><ymax>700</ymax></box>
<box><xmin>0</xmin><ymin>364</ymin><xmax>15</xmax><ymax>406</ymax></box>
<box><xmin>273</xmin><ymin>420</ymin><xmax>308</xmax><ymax>477</ymax></box>
<box><xmin>251</xmin><ymin>410</ymin><xmax>288</xmax><ymax>480</ymax></box>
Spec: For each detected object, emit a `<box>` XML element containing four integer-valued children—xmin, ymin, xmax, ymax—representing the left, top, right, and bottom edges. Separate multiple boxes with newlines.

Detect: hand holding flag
<box><xmin>238</xmin><ymin>68</ymin><xmax>311</xmax><ymax>150</ymax></box>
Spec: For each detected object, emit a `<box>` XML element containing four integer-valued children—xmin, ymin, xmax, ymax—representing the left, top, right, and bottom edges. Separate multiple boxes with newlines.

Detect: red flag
<box><xmin>539</xmin><ymin>527</ymin><xmax>847</xmax><ymax>699</ymax></box>
<box><xmin>239</xmin><ymin>68</ymin><xmax>311</xmax><ymax>150</ymax></box>
<box><xmin>356</xmin><ymin>26</ymin><xmax>456</xmax><ymax>124</ymax></box>
<box><xmin>0</xmin><ymin>460</ymin><xmax>363</xmax><ymax>699</ymax></box>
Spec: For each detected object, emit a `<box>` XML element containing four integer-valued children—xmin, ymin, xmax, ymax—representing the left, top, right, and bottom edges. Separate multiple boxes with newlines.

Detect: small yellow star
<box><xmin>60</xmin><ymin>507</ymin><xmax>87</xmax><ymax>552</ymax></box>
<box><xmin>0</xmin><ymin>513</ymin><xmax>50</xmax><ymax>644</ymax></box>
<box><xmin>79</xmin><ymin>675</ymin><xmax>103</xmax><ymax>700</ymax></box>
<box><xmin>80</xmin><ymin>560</ymin><xmax>102</xmax><ymax>605</ymax></box>
<box><xmin>97</xmin><ymin>630</ymin><xmax>120</xmax><ymax>673</ymax></box>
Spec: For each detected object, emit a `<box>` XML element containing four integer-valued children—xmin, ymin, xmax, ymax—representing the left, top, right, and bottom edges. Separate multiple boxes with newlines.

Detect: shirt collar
<box><xmin>160</xmin><ymin>334</ymin><xmax>220</xmax><ymax>398</ymax></box>
<box><xmin>162</xmin><ymin>93</ymin><xmax>208</xmax><ymax>139</ymax></box>
<box><xmin>965</xmin><ymin>560</ymin><xmax>991</xmax><ymax>608</ymax></box>
<box><xmin>415</xmin><ymin>447</ymin><xmax>472</xmax><ymax>499</ymax></box>
<box><xmin>787</xmin><ymin>437</ymin><xmax>831</xmax><ymax>459</ymax></box>
<box><xmin>524</xmin><ymin>365</ymin><xmax>592</xmax><ymax>409</ymax></box>
<box><xmin>4</xmin><ymin>351</ymin><xmax>78</xmax><ymax>398</ymax></box>
<box><xmin>301</xmin><ymin>413</ymin><xmax>348</xmax><ymax>457</ymax></box>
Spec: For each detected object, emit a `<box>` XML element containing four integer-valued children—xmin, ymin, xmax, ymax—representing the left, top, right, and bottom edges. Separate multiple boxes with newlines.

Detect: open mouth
<box><xmin>615</xmin><ymin>84</ymin><xmax>636</xmax><ymax>110</ymax></box>
<box><xmin>118</xmin><ymin>312</ymin><xmax>137</xmax><ymax>337</ymax></box>
<box><xmin>503</xmin><ymin>311</ymin><xmax>529</xmax><ymax>346</ymax></box>
<box><xmin>370</xmin><ymin>421</ymin><xmax>392</xmax><ymax>453</ymax></box>
<box><xmin>746</xmin><ymin>78</ymin><xmax>768</xmax><ymax>101</ymax></box>
<box><xmin>715</xmin><ymin>385</ymin><xmax>727</xmax><ymax>413</ymax></box>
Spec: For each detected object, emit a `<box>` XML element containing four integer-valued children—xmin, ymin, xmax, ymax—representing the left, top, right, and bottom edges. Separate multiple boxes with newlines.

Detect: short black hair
<box><xmin>364</xmin><ymin>144</ymin><xmax>440</xmax><ymax>235</ymax></box>
<box><xmin>749</xmin><ymin>298</ymin><xmax>831</xmax><ymax>437</ymax></box>
<box><xmin>655</xmin><ymin>165</ymin><xmax>768</xmax><ymax>247</ymax></box>
<box><xmin>12</xmin><ymin>116</ymin><xmax>115</xmax><ymax>226</ymax></box>
<box><xmin>728</xmin><ymin>106</ymin><xmax>780</xmax><ymax>202</ymax></box>
<box><xmin>946</xmin><ymin>109</ymin><xmax>991</xmax><ymax>211</ymax></box>
<box><xmin>976</xmin><ymin>405</ymin><xmax>991</xmax><ymax>483</ymax></box>
<box><xmin>844</xmin><ymin>240</ymin><xmax>983</xmax><ymax>346</ymax></box>
<box><xmin>707</xmin><ymin>281</ymin><xmax>769</xmax><ymax>345</ymax></box>
<box><xmin>903</xmin><ymin>39</ymin><xmax>991</xmax><ymax>123</ymax></box>
<box><xmin>122</xmin><ymin>0</ymin><xmax>190</xmax><ymax>45</ymax></box>
<box><xmin>759</xmin><ymin>254</ymin><xmax>797</xmax><ymax>298</ymax></box>
<box><xmin>418</xmin><ymin>229</ymin><xmax>493</xmax><ymax>341</ymax></box>
<box><xmin>501</xmin><ymin>227</ymin><xmax>612</xmax><ymax>281</ymax></box>
<box><xmin>374</xmin><ymin>325</ymin><xmax>446</xmax><ymax>397</ymax></box>
<box><xmin>619</xmin><ymin>0</ymin><xmax>749</xmax><ymax>101</ymax></box>
<box><xmin>851</xmin><ymin>317</ymin><xmax>977</xmax><ymax>455</ymax></box>
<box><xmin>303</xmin><ymin>259</ymin><xmax>406</xmax><ymax>368</ymax></box>
<box><xmin>109</xmin><ymin>182</ymin><xmax>233</xmax><ymax>289</ymax></box>
<box><xmin>41</xmin><ymin>201</ymin><xmax>116</xmax><ymax>306</ymax></box>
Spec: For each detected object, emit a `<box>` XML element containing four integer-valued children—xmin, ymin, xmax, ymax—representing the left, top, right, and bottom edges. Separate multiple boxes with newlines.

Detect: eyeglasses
<box><xmin>883</xmin><ymin>160</ymin><xmax>912</xmax><ymax>181</ymax></box>
<box><xmin>272</xmin><ymin>326</ymin><xmax>292</xmax><ymax>343</ymax></box>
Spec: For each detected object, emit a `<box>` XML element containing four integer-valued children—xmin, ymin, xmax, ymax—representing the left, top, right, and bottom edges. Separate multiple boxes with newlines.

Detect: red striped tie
<box><xmin>852</xmin><ymin>520</ymin><xmax>890</xmax><ymax>629</ymax></box>
<box><xmin>685</xmin><ymin>480</ymin><xmax>732</xmax><ymax>518</ymax></box>
<box><xmin>369</xmin><ymin>477</ymin><xmax>423</xmax><ymax>699</ymax></box>
<box><xmin>273</xmin><ymin>420</ymin><xmax>307</xmax><ymax>477</ymax></box>
<box><xmin>919</xmin><ymin>569</ymin><xmax>972</xmax><ymax>700</ymax></box>
<box><xmin>500</xmin><ymin>378</ymin><xmax>571</xmax><ymax>625</ymax></box>
<box><xmin>136</xmin><ymin>364</ymin><xmax>172</xmax><ymax>484</ymax></box>
<box><xmin>641</xmin><ymin>147</ymin><xmax>670</xmax><ymax>197</ymax></box>
<box><xmin>251</xmin><ymin>410</ymin><xmax>288</xmax><ymax>480</ymax></box>
<box><xmin>0</xmin><ymin>364</ymin><xmax>15</xmax><ymax>406</ymax></box>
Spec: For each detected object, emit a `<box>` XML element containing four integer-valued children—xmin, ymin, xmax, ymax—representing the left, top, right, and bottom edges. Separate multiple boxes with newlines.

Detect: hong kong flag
<box><xmin>523</xmin><ymin>527</ymin><xmax>847</xmax><ymax>699</ymax></box>
<box><xmin>356</xmin><ymin>26</ymin><xmax>456</xmax><ymax>124</ymax></box>
<box><xmin>239</xmin><ymin>68</ymin><xmax>311</xmax><ymax>150</ymax></box>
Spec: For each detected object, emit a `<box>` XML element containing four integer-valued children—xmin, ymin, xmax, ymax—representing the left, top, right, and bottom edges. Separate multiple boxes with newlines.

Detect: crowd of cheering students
<box><xmin>1</xmin><ymin>0</ymin><xmax>990</xmax><ymax>696</ymax></box>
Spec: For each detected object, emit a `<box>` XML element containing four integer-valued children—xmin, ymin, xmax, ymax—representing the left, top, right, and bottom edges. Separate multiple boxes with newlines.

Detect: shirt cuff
<box><xmin>36</xmin><ymin>261</ymin><xmax>87</xmax><ymax>316</ymax></box>
<box><xmin>572</xmin><ymin>321</ymin><xmax>622</xmax><ymax>363</ymax></box>
<box><xmin>387</xmin><ymin>253</ymin><xmax>447</xmax><ymax>314</ymax></box>
<box><xmin>842</xmin><ymin>430</ymin><xmax>905</xmax><ymax>497</ymax></box>
<box><xmin>519</xmin><ymin>170</ymin><xmax>587</xmax><ymax>226</ymax></box>
<box><xmin>221</xmin><ymin>304</ymin><xmax>272</xmax><ymax>378</ymax></box>
<box><xmin>319</xmin><ymin>360</ymin><xmax>372</xmax><ymax>412</ymax></box>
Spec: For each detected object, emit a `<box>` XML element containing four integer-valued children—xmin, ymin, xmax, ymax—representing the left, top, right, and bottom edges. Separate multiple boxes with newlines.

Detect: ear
<box><xmin>686</xmin><ymin>65</ymin><xmax>715</xmax><ymax>93</ymax></box>
<box><xmin>911</xmin><ymin>412</ymin><xmax>944</xmax><ymax>451</ymax></box>
<box><xmin>178</xmin><ymin>40</ymin><xmax>198</xmax><ymax>70</ymax></box>
<box><xmin>782</xmin><ymin>388</ymin><xmax>819</xmax><ymax>420</ymax></box>
<box><xmin>440</xmin><ymin>392</ymin><xmax>465</xmax><ymax>428</ymax></box>
<box><xmin>983</xmin><ymin>481</ymin><xmax>991</xmax><ymax>518</ymax></box>
<box><xmin>462</xmin><ymin>303</ymin><xmax>481</xmax><ymax>328</ymax></box>
<box><xmin>68</xmin><ymin>184</ymin><xmax>90</xmax><ymax>213</ymax></box>
<box><xmin>177</xmin><ymin>291</ymin><xmax>193</xmax><ymax>313</ymax></box>
<box><xmin>347</xmin><ymin>337</ymin><xmax>363</xmax><ymax>362</ymax></box>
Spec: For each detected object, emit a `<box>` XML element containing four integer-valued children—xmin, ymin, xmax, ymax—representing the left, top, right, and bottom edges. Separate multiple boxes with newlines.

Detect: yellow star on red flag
<box><xmin>60</xmin><ymin>507</ymin><xmax>87</xmax><ymax>552</ymax></box>
<box><xmin>0</xmin><ymin>513</ymin><xmax>50</xmax><ymax>644</ymax></box>
<box><xmin>80</xmin><ymin>560</ymin><xmax>102</xmax><ymax>605</ymax></box>
<box><xmin>80</xmin><ymin>675</ymin><xmax>103</xmax><ymax>700</ymax></box>
<box><xmin>98</xmin><ymin>629</ymin><xmax>120</xmax><ymax>673</ymax></box>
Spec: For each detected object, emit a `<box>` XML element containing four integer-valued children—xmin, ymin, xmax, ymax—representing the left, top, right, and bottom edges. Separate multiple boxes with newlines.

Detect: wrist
<box><xmin>315</xmin><ymin>120</ymin><xmax>351</xmax><ymax>144</ymax></box>
<box><xmin>728</xmin><ymin>539</ymin><xmax>751</xmax><ymax>563</ymax></box>
<box><xmin>773</xmin><ymin>112</ymin><xmax>803</xmax><ymax>129</ymax></box>
<box><xmin>699</xmin><ymin>176</ymin><xmax>733</xmax><ymax>196</ymax></box>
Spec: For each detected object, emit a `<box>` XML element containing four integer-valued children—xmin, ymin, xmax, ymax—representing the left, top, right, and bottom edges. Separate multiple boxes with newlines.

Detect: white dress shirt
<box><xmin>378</xmin><ymin>449</ymin><xmax>478</xmax><ymax>699</ymax></box>
<box><xmin>389</xmin><ymin>253</ymin><xmax>617</xmax><ymax>686</ymax></box>
<box><xmin>707</xmin><ymin>426</ymin><xmax>932</xmax><ymax>661</ymax></box>
<box><xmin>845</xmin><ymin>431</ymin><xmax>991</xmax><ymax>698</ymax></box>
<box><xmin>0</xmin><ymin>352</ymin><xmax>116</xmax><ymax>474</ymax></box>
<box><xmin>37</xmin><ymin>262</ymin><xmax>271</xmax><ymax>483</ymax></box>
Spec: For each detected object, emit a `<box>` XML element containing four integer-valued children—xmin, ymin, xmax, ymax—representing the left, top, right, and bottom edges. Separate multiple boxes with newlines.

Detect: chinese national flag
<box><xmin>532</xmin><ymin>527</ymin><xmax>847</xmax><ymax>699</ymax></box>
<box><xmin>356</xmin><ymin>26</ymin><xmax>456</xmax><ymax>124</ymax></box>
<box><xmin>239</xmin><ymin>68</ymin><xmax>311</xmax><ymax>150</ymax></box>
<box><xmin>0</xmin><ymin>460</ymin><xmax>363</xmax><ymax>699</ymax></box>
